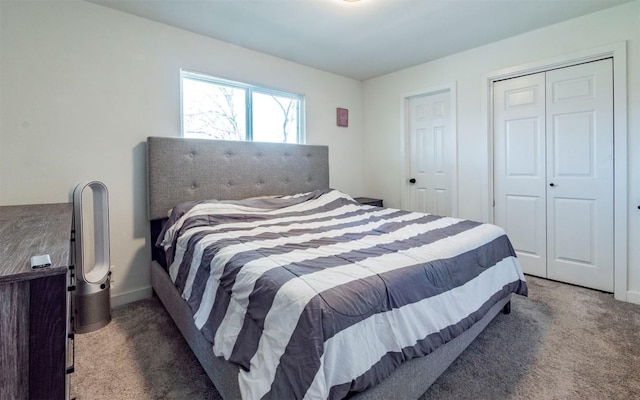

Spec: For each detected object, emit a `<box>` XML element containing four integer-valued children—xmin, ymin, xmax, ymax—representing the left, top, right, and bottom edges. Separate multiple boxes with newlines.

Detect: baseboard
<box><xmin>111</xmin><ymin>286</ymin><xmax>153</xmax><ymax>308</ymax></box>
<box><xmin>625</xmin><ymin>290</ymin><xmax>640</xmax><ymax>305</ymax></box>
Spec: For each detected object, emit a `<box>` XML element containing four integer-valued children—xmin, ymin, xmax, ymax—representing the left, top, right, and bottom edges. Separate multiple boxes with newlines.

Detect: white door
<box><xmin>407</xmin><ymin>91</ymin><xmax>453</xmax><ymax>216</ymax></box>
<box><xmin>493</xmin><ymin>59</ymin><xmax>614</xmax><ymax>292</ymax></box>
<box><xmin>494</xmin><ymin>72</ymin><xmax>548</xmax><ymax>277</ymax></box>
<box><xmin>545</xmin><ymin>61</ymin><xmax>614</xmax><ymax>291</ymax></box>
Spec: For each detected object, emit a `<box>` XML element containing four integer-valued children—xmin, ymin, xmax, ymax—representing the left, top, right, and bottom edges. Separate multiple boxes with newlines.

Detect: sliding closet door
<box><xmin>545</xmin><ymin>60</ymin><xmax>614</xmax><ymax>291</ymax></box>
<box><xmin>494</xmin><ymin>73</ymin><xmax>547</xmax><ymax>277</ymax></box>
<box><xmin>493</xmin><ymin>59</ymin><xmax>614</xmax><ymax>292</ymax></box>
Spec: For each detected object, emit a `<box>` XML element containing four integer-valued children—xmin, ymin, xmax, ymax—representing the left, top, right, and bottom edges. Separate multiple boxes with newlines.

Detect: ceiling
<box><xmin>87</xmin><ymin>0</ymin><xmax>631</xmax><ymax>80</ymax></box>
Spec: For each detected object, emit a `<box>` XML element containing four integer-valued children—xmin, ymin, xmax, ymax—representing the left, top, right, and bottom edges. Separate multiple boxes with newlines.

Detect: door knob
<box><xmin>549</xmin><ymin>183</ymin><xmax>555</xmax><ymax>187</ymax></box>
<box><xmin>409</xmin><ymin>178</ymin><xmax>416</xmax><ymax>184</ymax></box>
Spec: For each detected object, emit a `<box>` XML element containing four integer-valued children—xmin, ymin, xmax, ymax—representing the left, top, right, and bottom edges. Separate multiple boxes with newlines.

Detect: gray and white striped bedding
<box><xmin>158</xmin><ymin>189</ymin><xmax>528</xmax><ymax>400</ymax></box>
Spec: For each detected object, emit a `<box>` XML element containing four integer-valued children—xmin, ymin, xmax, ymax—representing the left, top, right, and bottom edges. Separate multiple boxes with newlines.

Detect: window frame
<box><xmin>180</xmin><ymin>70</ymin><xmax>306</xmax><ymax>143</ymax></box>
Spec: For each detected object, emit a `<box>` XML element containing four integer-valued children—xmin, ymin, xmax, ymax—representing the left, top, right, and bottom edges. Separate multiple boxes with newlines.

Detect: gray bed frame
<box><xmin>146</xmin><ymin>136</ymin><xmax>511</xmax><ymax>399</ymax></box>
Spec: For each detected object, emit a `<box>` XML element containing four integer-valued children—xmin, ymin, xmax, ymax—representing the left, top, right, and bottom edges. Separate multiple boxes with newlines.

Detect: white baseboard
<box><xmin>111</xmin><ymin>286</ymin><xmax>153</xmax><ymax>308</ymax></box>
<box><xmin>625</xmin><ymin>290</ymin><xmax>640</xmax><ymax>305</ymax></box>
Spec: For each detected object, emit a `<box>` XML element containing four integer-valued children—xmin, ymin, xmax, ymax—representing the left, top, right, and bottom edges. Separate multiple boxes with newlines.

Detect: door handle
<box><xmin>409</xmin><ymin>178</ymin><xmax>416</xmax><ymax>184</ymax></box>
<box><xmin>549</xmin><ymin>183</ymin><xmax>555</xmax><ymax>187</ymax></box>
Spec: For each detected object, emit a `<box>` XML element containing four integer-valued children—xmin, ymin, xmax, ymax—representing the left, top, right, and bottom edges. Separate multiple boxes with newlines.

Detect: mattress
<box><xmin>157</xmin><ymin>189</ymin><xmax>528</xmax><ymax>400</ymax></box>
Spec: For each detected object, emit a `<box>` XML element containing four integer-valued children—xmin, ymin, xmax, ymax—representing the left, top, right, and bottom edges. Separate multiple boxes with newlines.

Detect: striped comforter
<box><xmin>158</xmin><ymin>189</ymin><xmax>528</xmax><ymax>400</ymax></box>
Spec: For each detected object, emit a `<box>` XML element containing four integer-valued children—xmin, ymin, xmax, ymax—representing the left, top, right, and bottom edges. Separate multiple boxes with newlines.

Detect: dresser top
<box><xmin>0</xmin><ymin>203</ymin><xmax>71</xmax><ymax>283</ymax></box>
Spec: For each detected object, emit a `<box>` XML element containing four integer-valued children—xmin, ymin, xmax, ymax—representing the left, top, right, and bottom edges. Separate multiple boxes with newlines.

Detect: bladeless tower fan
<box><xmin>72</xmin><ymin>181</ymin><xmax>112</xmax><ymax>333</ymax></box>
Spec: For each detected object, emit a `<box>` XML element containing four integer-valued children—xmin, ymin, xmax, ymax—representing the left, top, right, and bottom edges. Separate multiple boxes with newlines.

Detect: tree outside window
<box><xmin>181</xmin><ymin>71</ymin><xmax>304</xmax><ymax>143</ymax></box>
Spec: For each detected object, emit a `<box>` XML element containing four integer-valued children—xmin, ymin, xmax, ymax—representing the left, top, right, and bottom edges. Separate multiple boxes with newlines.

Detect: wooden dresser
<box><xmin>0</xmin><ymin>203</ymin><xmax>73</xmax><ymax>400</ymax></box>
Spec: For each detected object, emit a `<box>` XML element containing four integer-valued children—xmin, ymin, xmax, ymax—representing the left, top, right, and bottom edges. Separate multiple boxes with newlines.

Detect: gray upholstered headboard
<box><xmin>146</xmin><ymin>136</ymin><xmax>330</xmax><ymax>220</ymax></box>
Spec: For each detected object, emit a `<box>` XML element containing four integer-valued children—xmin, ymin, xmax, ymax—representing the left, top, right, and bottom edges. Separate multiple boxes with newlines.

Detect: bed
<box><xmin>146</xmin><ymin>136</ymin><xmax>528</xmax><ymax>400</ymax></box>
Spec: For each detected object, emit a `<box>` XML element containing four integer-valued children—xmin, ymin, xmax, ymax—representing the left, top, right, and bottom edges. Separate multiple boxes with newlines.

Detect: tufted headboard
<box><xmin>146</xmin><ymin>136</ymin><xmax>330</xmax><ymax>220</ymax></box>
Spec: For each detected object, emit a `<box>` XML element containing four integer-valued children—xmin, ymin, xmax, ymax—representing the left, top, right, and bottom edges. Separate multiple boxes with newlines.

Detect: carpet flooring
<box><xmin>70</xmin><ymin>276</ymin><xmax>640</xmax><ymax>399</ymax></box>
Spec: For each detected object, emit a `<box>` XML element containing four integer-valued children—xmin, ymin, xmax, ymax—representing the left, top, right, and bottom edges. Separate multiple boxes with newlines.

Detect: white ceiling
<box><xmin>87</xmin><ymin>0</ymin><xmax>631</xmax><ymax>80</ymax></box>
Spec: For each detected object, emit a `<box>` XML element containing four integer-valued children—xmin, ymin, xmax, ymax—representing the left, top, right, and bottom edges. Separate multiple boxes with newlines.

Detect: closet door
<box><xmin>545</xmin><ymin>60</ymin><xmax>614</xmax><ymax>291</ymax></box>
<box><xmin>494</xmin><ymin>73</ymin><xmax>547</xmax><ymax>277</ymax></box>
<box><xmin>493</xmin><ymin>59</ymin><xmax>614</xmax><ymax>292</ymax></box>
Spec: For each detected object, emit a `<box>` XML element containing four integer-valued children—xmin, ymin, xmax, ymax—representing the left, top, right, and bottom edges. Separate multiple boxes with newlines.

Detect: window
<box><xmin>181</xmin><ymin>70</ymin><xmax>304</xmax><ymax>143</ymax></box>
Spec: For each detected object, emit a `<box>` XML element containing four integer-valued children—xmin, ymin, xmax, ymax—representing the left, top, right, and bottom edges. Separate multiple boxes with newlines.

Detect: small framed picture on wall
<box><xmin>337</xmin><ymin>107</ymin><xmax>349</xmax><ymax>127</ymax></box>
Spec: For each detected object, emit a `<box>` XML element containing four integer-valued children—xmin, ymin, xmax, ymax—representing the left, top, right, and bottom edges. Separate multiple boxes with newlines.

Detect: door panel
<box><xmin>434</xmin><ymin>189</ymin><xmax>448</xmax><ymax>216</ymax></box>
<box><xmin>553</xmin><ymin>111</ymin><xmax>594</xmax><ymax>176</ymax></box>
<box><xmin>505</xmin><ymin>195</ymin><xmax>541</xmax><ymax>256</ymax></box>
<box><xmin>552</xmin><ymin>198</ymin><xmax>595</xmax><ymax>265</ymax></box>
<box><xmin>546</xmin><ymin>59</ymin><xmax>613</xmax><ymax>291</ymax></box>
<box><xmin>416</xmin><ymin>189</ymin><xmax>427</xmax><ymax>212</ymax></box>
<box><xmin>433</xmin><ymin>126</ymin><xmax>445</xmax><ymax>173</ymax></box>
<box><xmin>552</xmin><ymin>75</ymin><xmax>594</xmax><ymax>102</ymax></box>
<box><xmin>506</xmin><ymin>118</ymin><xmax>540</xmax><ymax>176</ymax></box>
<box><xmin>494</xmin><ymin>73</ymin><xmax>547</xmax><ymax>277</ymax></box>
<box><xmin>408</xmin><ymin>91</ymin><xmax>453</xmax><ymax>216</ymax></box>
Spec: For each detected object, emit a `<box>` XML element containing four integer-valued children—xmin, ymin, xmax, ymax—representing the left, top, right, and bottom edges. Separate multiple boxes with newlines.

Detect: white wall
<box><xmin>362</xmin><ymin>1</ymin><xmax>640</xmax><ymax>301</ymax></box>
<box><xmin>3</xmin><ymin>0</ymin><xmax>639</xmax><ymax>305</ymax></box>
<box><xmin>0</xmin><ymin>0</ymin><xmax>365</xmax><ymax>305</ymax></box>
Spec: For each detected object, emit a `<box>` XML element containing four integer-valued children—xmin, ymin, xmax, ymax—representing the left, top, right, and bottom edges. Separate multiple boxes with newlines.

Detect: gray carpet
<box><xmin>71</xmin><ymin>276</ymin><xmax>640</xmax><ymax>400</ymax></box>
